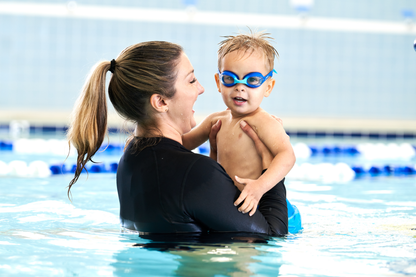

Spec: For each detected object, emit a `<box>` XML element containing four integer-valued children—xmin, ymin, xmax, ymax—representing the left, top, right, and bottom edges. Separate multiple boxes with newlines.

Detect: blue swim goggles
<box><xmin>218</xmin><ymin>69</ymin><xmax>277</xmax><ymax>88</ymax></box>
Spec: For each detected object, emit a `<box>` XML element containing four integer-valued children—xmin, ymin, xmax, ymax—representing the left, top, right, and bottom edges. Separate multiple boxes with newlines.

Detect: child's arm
<box><xmin>234</xmin><ymin>115</ymin><xmax>296</xmax><ymax>216</ymax></box>
<box><xmin>182</xmin><ymin>113</ymin><xmax>220</xmax><ymax>151</ymax></box>
<box><xmin>207</xmin><ymin>119</ymin><xmax>222</xmax><ymax>161</ymax></box>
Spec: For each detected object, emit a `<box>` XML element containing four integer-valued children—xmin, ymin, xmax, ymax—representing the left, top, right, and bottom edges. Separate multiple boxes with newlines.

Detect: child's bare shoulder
<box><xmin>245</xmin><ymin>108</ymin><xmax>276</xmax><ymax>125</ymax></box>
<box><xmin>207</xmin><ymin>110</ymin><xmax>231</xmax><ymax>123</ymax></box>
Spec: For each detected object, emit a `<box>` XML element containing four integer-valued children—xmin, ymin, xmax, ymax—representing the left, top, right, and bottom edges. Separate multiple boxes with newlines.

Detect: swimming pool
<box><xmin>1</xmin><ymin>136</ymin><xmax>415</xmax><ymax>276</ymax></box>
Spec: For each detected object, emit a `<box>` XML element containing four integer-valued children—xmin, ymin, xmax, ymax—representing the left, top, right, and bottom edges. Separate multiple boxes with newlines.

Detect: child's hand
<box><xmin>233</xmin><ymin>176</ymin><xmax>266</xmax><ymax>216</ymax></box>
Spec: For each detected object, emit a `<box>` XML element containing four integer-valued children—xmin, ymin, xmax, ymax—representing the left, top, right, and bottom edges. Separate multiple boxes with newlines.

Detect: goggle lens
<box><xmin>247</xmin><ymin>76</ymin><xmax>262</xmax><ymax>86</ymax></box>
<box><xmin>222</xmin><ymin>75</ymin><xmax>235</xmax><ymax>85</ymax></box>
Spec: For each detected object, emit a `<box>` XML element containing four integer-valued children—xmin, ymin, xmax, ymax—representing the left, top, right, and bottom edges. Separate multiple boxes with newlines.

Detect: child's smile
<box><xmin>233</xmin><ymin>96</ymin><xmax>247</xmax><ymax>105</ymax></box>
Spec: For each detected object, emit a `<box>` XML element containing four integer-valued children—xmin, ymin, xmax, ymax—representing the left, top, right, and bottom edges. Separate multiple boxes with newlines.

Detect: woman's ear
<box><xmin>150</xmin><ymin>94</ymin><xmax>168</xmax><ymax>113</ymax></box>
<box><xmin>263</xmin><ymin>78</ymin><xmax>275</xmax><ymax>97</ymax></box>
<box><xmin>214</xmin><ymin>73</ymin><xmax>221</xmax><ymax>93</ymax></box>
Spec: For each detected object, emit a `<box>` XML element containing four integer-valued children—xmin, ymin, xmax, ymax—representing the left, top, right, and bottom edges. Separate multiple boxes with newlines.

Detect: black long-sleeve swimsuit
<box><xmin>117</xmin><ymin>137</ymin><xmax>288</xmax><ymax>236</ymax></box>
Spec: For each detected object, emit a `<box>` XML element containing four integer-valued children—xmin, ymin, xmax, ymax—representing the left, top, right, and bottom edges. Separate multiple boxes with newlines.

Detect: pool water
<box><xmin>1</xmin><ymin>170</ymin><xmax>415</xmax><ymax>276</ymax></box>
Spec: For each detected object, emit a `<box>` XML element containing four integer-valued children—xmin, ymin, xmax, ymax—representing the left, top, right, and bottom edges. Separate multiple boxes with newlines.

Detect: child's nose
<box><xmin>234</xmin><ymin>83</ymin><xmax>246</xmax><ymax>91</ymax></box>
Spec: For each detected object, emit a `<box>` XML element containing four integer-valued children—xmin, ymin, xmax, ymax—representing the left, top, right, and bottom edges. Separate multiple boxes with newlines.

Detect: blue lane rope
<box><xmin>2</xmin><ymin>140</ymin><xmax>416</xmax><ymax>157</ymax></box>
<box><xmin>49</xmin><ymin>163</ymin><xmax>119</xmax><ymax>175</ymax></box>
<box><xmin>44</xmin><ymin>162</ymin><xmax>416</xmax><ymax>176</ymax></box>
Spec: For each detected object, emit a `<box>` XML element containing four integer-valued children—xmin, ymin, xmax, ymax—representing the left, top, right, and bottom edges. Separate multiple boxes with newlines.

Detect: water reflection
<box><xmin>111</xmin><ymin>233</ymin><xmax>284</xmax><ymax>276</ymax></box>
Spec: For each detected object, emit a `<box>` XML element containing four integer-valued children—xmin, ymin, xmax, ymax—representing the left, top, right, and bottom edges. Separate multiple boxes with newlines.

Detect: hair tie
<box><xmin>109</xmin><ymin>59</ymin><xmax>116</xmax><ymax>73</ymax></box>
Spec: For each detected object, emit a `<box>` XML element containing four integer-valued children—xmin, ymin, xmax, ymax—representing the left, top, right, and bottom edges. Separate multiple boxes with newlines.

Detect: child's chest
<box><xmin>215</xmin><ymin>117</ymin><xmax>259</xmax><ymax>156</ymax></box>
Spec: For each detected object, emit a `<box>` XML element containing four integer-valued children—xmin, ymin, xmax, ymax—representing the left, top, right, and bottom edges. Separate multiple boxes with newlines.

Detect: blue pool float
<box><xmin>287</xmin><ymin>199</ymin><xmax>303</xmax><ymax>234</ymax></box>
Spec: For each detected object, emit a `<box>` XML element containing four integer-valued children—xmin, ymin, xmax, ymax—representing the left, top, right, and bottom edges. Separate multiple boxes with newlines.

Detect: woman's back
<box><xmin>117</xmin><ymin>137</ymin><xmax>288</xmax><ymax>235</ymax></box>
<box><xmin>117</xmin><ymin>137</ymin><xmax>215</xmax><ymax>233</ymax></box>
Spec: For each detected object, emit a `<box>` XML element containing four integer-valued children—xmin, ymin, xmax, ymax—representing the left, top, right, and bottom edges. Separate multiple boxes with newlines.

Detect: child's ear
<box><xmin>214</xmin><ymin>73</ymin><xmax>221</xmax><ymax>92</ymax></box>
<box><xmin>263</xmin><ymin>78</ymin><xmax>275</xmax><ymax>97</ymax></box>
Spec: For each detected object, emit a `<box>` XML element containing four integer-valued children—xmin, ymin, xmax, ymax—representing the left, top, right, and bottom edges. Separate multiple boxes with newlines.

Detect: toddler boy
<box><xmin>183</xmin><ymin>31</ymin><xmax>296</xmax><ymax>216</ymax></box>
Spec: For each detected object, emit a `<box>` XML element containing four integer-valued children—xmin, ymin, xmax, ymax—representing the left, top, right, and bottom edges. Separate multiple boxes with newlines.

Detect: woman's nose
<box><xmin>198</xmin><ymin>83</ymin><xmax>205</xmax><ymax>95</ymax></box>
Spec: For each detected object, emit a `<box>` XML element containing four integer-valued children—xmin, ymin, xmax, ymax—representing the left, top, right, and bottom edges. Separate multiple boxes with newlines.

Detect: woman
<box><xmin>67</xmin><ymin>41</ymin><xmax>288</xmax><ymax>236</ymax></box>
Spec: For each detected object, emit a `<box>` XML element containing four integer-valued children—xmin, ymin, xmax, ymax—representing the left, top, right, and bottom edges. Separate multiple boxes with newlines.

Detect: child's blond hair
<box><xmin>217</xmin><ymin>30</ymin><xmax>279</xmax><ymax>72</ymax></box>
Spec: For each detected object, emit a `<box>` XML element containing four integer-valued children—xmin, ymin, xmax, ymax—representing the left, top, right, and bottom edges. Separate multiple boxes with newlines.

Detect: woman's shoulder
<box><xmin>192</xmin><ymin>153</ymin><xmax>221</xmax><ymax>167</ymax></box>
<box><xmin>187</xmin><ymin>154</ymin><xmax>232</xmax><ymax>183</ymax></box>
<box><xmin>156</xmin><ymin>140</ymin><xmax>234</xmax><ymax>188</ymax></box>
<box><xmin>123</xmin><ymin>137</ymin><xmax>228</xmax><ymax>175</ymax></box>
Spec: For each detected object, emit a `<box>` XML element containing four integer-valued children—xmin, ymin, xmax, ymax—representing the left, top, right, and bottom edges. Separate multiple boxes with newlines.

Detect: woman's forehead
<box><xmin>177</xmin><ymin>53</ymin><xmax>194</xmax><ymax>77</ymax></box>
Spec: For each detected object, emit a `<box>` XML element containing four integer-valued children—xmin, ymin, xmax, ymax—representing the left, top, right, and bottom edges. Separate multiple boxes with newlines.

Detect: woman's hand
<box><xmin>209</xmin><ymin>117</ymin><xmax>282</xmax><ymax>163</ymax></box>
<box><xmin>270</xmin><ymin>115</ymin><xmax>283</xmax><ymax>126</ymax></box>
<box><xmin>208</xmin><ymin>120</ymin><xmax>222</xmax><ymax>160</ymax></box>
<box><xmin>239</xmin><ymin>120</ymin><xmax>274</xmax><ymax>170</ymax></box>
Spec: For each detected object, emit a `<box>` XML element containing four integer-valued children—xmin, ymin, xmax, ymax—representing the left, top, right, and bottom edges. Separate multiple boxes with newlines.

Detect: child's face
<box><xmin>215</xmin><ymin>49</ymin><xmax>275</xmax><ymax>117</ymax></box>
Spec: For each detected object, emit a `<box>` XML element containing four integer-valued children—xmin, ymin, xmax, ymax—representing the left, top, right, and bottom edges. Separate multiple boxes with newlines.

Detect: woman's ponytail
<box><xmin>67</xmin><ymin>61</ymin><xmax>111</xmax><ymax>198</ymax></box>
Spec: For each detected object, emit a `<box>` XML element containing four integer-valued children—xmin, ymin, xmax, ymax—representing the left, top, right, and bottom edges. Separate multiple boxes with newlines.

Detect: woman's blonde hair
<box><xmin>217</xmin><ymin>30</ymin><xmax>279</xmax><ymax>72</ymax></box>
<box><xmin>67</xmin><ymin>41</ymin><xmax>183</xmax><ymax>198</ymax></box>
